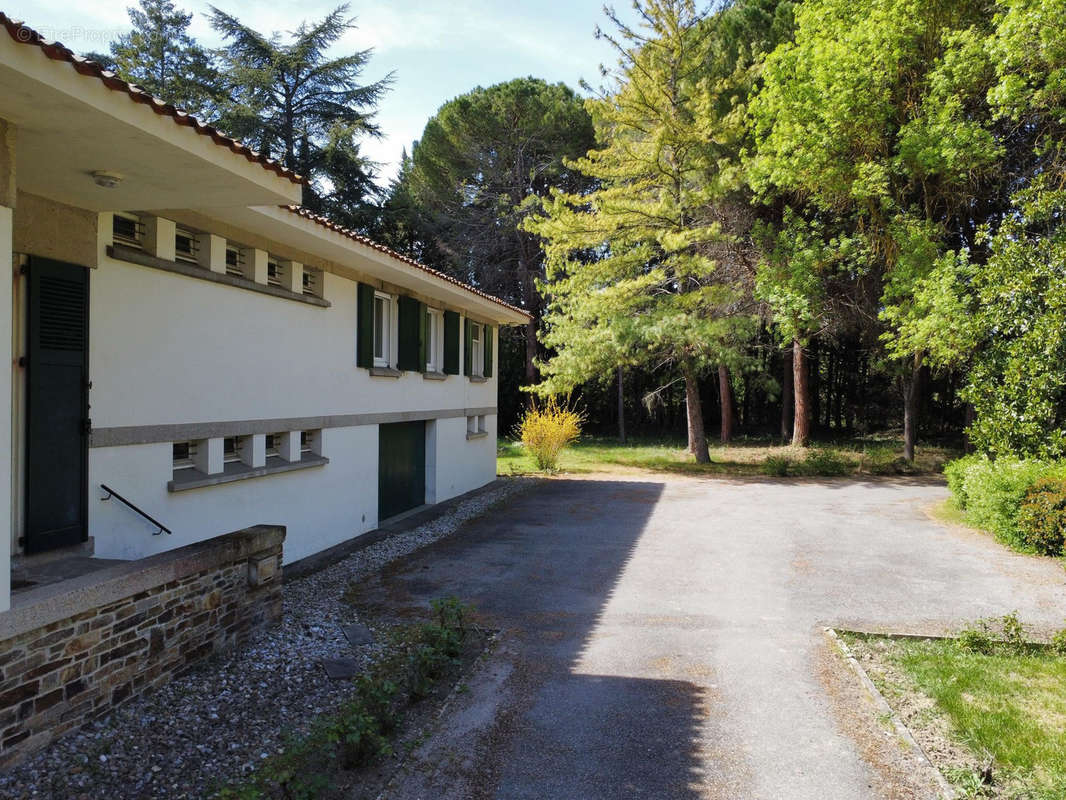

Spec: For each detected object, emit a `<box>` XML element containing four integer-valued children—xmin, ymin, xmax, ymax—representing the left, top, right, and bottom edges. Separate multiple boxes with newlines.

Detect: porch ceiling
<box><xmin>0</xmin><ymin>30</ymin><xmax>302</xmax><ymax>212</ymax></box>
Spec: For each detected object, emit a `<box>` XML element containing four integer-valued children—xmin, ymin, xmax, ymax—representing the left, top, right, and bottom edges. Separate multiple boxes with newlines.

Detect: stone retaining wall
<box><xmin>0</xmin><ymin>525</ymin><xmax>284</xmax><ymax>767</ymax></box>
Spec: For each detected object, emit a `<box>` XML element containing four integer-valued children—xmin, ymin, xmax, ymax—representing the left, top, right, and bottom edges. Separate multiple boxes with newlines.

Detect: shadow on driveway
<box><xmin>354</xmin><ymin>478</ymin><xmax>717</xmax><ymax>799</ymax></box>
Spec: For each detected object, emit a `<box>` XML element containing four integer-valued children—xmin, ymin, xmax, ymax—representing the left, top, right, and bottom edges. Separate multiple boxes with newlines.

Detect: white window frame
<box><xmin>425</xmin><ymin>308</ymin><xmax>443</xmax><ymax>372</ymax></box>
<box><xmin>373</xmin><ymin>291</ymin><xmax>392</xmax><ymax>367</ymax></box>
<box><xmin>470</xmin><ymin>322</ymin><xmax>484</xmax><ymax>378</ymax></box>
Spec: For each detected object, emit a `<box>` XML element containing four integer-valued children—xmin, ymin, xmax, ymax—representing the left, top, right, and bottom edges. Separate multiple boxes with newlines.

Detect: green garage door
<box><xmin>378</xmin><ymin>421</ymin><xmax>426</xmax><ymax>521</ymax></box>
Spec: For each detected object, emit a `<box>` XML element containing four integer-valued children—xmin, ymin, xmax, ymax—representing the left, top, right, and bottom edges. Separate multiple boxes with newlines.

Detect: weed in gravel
<box><xmin>217</xmin><ymin>598</ymin><xmax>475</xmax><ymax>799</ymax></box>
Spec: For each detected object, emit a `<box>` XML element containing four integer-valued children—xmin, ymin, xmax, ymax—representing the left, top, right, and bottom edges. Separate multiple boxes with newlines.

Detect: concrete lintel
<box><xmin>90</xmin><ymin>407</ymin><xmax>497</xmax><ymax>448</ymax></box>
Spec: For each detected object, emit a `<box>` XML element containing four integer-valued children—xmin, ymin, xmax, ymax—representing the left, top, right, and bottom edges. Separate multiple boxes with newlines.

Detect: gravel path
<box><xmin>0</xmin><ymin>478</ymin><xmax>530</xmax><ymax>800</ymax></box>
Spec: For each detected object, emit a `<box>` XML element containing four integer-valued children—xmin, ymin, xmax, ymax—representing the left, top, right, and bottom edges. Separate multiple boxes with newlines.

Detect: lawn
<box><xmin>844</xmin><ymin>632</ymin><xmax>1066</xmax><ymax>798</ymax></box>
<box><xmin>497</xmin><ymin>435</ymin><xmax>958</xmax><ymax>478</ymax></box>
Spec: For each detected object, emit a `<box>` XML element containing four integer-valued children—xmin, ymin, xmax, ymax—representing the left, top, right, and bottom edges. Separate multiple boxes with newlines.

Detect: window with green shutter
<box><xmin>483</xmin><ymin>325</ymin><xmax>493</xmax><ymax>378</ymax></box>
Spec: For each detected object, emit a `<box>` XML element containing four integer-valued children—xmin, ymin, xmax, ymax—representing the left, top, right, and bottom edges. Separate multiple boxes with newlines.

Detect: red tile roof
<box><xmin>0</xmin><ymin>12</ymin><xmax>304</xmax><ymax>185</ymax></box>
<box><xmin>284</xmin><ymin>206</ymin><xmax>531</xmax><ymax>319</ymax></box>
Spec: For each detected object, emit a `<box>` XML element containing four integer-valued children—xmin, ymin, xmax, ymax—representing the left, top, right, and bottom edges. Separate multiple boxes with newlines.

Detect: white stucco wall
<box><xmin>90</xmin><ymin>426</ymin><xmax>379</xmax><ymax>563</ymax></box>
<box><xmin>83</xmin><ymin>225</ymin><xmax>501</xmax><ymax>564</ymax></box>
<box><xmin>89</xmin><ymin>257</ymin><xmax>498</xmax><ymax>426</ymax></box>
<box><xmin>0</xmin><ymin>205</ymin><xmax>12</xmax><ymax>611</ymax></box>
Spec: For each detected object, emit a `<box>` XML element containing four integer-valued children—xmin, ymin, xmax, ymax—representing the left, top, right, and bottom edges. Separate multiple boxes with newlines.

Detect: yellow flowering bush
<box><xmin>515</xmin><ymin>396</ymin><xmax>584</xmax><ymax>471</ymax></box>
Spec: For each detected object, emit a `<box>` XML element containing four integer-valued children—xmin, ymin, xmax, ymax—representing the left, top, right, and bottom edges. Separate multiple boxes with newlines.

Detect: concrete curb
<box><xmin>823</xmin><ymin>627</ymin><xmax>957</xmax><ymax>800</ymax></box>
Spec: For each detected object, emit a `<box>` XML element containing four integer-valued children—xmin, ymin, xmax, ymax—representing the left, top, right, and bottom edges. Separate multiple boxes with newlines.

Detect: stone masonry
<box><xmin>0</xmin><ymin>525</ymin><xmax>284</xmax><ymax>767</ymax></box>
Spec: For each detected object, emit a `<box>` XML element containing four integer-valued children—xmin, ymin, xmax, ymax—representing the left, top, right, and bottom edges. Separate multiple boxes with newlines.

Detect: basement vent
<box><xmin>112</xmin><ymin>213</ymin><xmax>143</xmax><ymax>248</ymax></box>
<box><xmin>302</xmin><ymin>268</ymin><xmax>321</xmax><ymax>297</ymax></box>
<box><xmin>225</xmin><ymin>247</ymin><xmax>245</xmax><ymax>278</ymax></box>
<box><xmin>38</xmin><ymin>276</ymin><xmax>87</xmax><ymax>351</ymax></box>
<box><xmin>175</xmin><ymin>227</ymin><xmax>199</xmax><ymax>263</ymax></box>
<box><xmin>267</xmin><ymin>259</ymin><xmax>283</xmax><ymax>287</ymax></box>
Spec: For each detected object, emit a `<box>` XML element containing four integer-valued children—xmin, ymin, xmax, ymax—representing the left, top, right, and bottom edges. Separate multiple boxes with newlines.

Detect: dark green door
<box><xmin>378</xmin><ymin>421</ymin><xmax>426</xmax><ymax>521</ymax></box>
<box><xmin>25</xmin><ymin>257</ymin><xmax>90</xmax><ymax>554</ymax></box>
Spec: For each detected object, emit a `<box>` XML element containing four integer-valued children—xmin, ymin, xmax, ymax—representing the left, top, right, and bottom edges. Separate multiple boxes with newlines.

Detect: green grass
<box><xmin>497</xmin><ymin>435</ymin><xmax>958</xmax><ymax>478</ymax></box>
<box><xmin>847</xmin><ymin>634</ymin><xmax>1066</xmax><ymax>798</ymax></box>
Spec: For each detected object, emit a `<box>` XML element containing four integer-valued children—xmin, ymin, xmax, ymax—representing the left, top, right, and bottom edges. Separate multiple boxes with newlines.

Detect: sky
<box><xmin>10</xmin><ymin>0</ymin><xmax>638</xmax><ymax>186</ymax></box>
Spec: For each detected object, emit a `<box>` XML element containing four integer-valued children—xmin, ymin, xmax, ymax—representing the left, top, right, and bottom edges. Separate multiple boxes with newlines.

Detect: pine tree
<box><xmin>106</xmin><ymin>0</ymin><xmax>221</xmax><ymax>117</ymax></box>
<box><xmin>209</xmin><ymin>4</ymin><xmax>393</xmax><ymax>230</ymax></box>
<box><xmin>527</xmin><ymin>0</ymin><xmax>762</xmax><ymax>461</ymax></box>
<box><xmin>388</xmin><ymin>77</ymin><xmax>595</xmax><ymax>384</ymax></box>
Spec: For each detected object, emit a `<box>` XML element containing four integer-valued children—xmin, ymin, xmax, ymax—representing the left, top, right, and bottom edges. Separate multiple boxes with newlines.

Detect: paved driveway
<box><xmin>360</xmin><ymin>475</ymin><xmax>1066</xmax><ymax>800</ymax></box>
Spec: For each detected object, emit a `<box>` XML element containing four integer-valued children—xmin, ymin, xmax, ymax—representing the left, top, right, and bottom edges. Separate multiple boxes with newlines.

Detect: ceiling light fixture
<box><xmin>90</xmin><ymin>170</ymin><xmax>123</xmax><ymax>189</ymax></box>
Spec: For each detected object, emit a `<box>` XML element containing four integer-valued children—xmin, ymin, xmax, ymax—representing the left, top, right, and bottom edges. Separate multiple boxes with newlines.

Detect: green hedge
<box><xmin>945</xmin><ymin>455</ymin><xmax>1066</xmax><ymax>554</ymax></box>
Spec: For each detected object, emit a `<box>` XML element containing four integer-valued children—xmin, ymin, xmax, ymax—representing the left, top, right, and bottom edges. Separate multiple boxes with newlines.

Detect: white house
<box><xmin>0</xmin><ymin>13</ymin><xmax>529</xmax><ymax>762</ymax></box>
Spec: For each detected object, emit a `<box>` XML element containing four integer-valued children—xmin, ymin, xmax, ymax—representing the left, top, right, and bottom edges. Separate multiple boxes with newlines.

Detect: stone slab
<box><xmin>342</xmin><ymin>623</ymin><xmax>374</xmax><ymax>647</ymax></box>
<box><xmin>321</xmin><ymin>657</ymin><xmax>361</xmax><ymax>680</ymax></box>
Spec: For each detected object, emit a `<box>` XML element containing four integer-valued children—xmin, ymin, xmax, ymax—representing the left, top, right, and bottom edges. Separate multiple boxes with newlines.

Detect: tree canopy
<box><xmin>209</xmin><ymin>4</ymin><xmax>393</xmax><ymax>230</ymax></box>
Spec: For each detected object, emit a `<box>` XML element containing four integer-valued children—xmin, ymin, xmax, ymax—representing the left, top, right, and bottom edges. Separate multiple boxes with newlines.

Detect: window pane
<box><xmin>374</xmin><ymin>298</ymin><xmax>385</xmax><ymax>358</ymax></box>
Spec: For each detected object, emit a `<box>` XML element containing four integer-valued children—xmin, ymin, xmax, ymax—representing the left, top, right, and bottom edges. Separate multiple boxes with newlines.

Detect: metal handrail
<box><xmin>99</xmin><ymin>484</ymin><xmax>172</xmax><ymax>535</ymax></box>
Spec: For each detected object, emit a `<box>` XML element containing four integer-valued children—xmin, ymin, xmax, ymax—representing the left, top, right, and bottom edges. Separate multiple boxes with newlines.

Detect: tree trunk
<box><xmin>718</xmin><ymin>364</ymin><xmax>734</xmax><ymax>444</ymax></box>
<box><xmin>902</xmin><ymin>355</ymin><xmax>923</xmax><ymax>462</ymax></box>
<box><xmin>781</xmin><ymin>346</ymin><xmax>794</xmax><ymax>442</ymax></box>
<box><xmin>792</xmin><ymin>339</ymin><xmax>811</xmax><ymax>447</ymax></box>
<box><xmin>524</xmin><ymin>317</ymin><xmax>537</xmax><ymax>384</ymax></box>
<box><xmin>683</xmin><ymin>363</ymin><xmax>710</xmax><ymax>463</ymax></box>
<box><xmin>964</xmin><ymin>402</ymin><xmax>975</xmax><ymax>454</ymax></box>
<box><xmin>809</xmin><ymin>339</ymin><xmax>820</xmax><ymax>437</ymax></box>
<box><xmin>617</xmin><ymin>366</ymin><xmax>627</xmax><ymax>445</ymax></box>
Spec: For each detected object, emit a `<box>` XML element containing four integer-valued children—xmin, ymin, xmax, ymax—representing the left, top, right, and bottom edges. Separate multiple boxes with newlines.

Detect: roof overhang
<box><xmin>183</xmin><ymin>204</ymin><xmax>531</xmax><ymax>325</ymax></box>
<box><xmin>0</xmin><ymin>26</ymin><xmax>303</xmax><ymax>211</ymax></box>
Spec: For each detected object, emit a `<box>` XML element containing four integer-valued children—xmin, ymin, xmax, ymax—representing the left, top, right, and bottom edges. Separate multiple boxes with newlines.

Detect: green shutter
<box><xmin>484</xmin><ymin>325</ymin><xmax>493</xmax><ymax>378</ymax></box>
<box><xmin>356</xmin><ymin>283</ymin><xmax>374</xmax><ymax>368</ymax></box>
<box><xmin>463</xmin><ymin>317</ymin><xmax>472</xmax><ymax>376</ymax></box>
<box><xmin>397</xmin><ymin>295</ymin><xmax>421</xmax><ymax>371</ymax></box>
<box><xmin>418</xmin><ymin>304</ymin><xmax>428</xmax><ymax>370</ymax></box>
<box><xmin>443</xmin><ymin>311</ymin><xmax>460</xmax><ymax>375</ymax></box>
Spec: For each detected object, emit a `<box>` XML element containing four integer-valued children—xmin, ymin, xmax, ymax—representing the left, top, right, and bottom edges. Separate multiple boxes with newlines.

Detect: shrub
<box><xmin>796</xmin><ymin>448</ymin><xmax>851</xmax><ymax>477</ymax></box>
<box><xmin>514</xmin><ymin>396</ymin><xmax>584</xmax><ymax>471</ymax></box>
<box><xmin>944</xmin><ymin>455</ymin><xmax>1066</xmax><ymax>550</ymax></box>
<box><xmin>944</xmin><ymin>453</ymin><xmax>981</xmax><ymax>507</ymax></box>
<box><xmin>1017</xmin><ymin>479</ymin><xmax>1066</xmax><ymax>556</ymax></box>
<box><xmin>763</xmin><ymin>455</ymin><xmax>791</xmax><ymax>476</ymax></box>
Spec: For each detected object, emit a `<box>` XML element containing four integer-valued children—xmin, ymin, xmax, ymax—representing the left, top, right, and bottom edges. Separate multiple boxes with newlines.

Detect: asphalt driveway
<box><xmin>359</xmin><ymin>475</ymin><xmax>1066</xmax><ymax>800</ymax></box>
